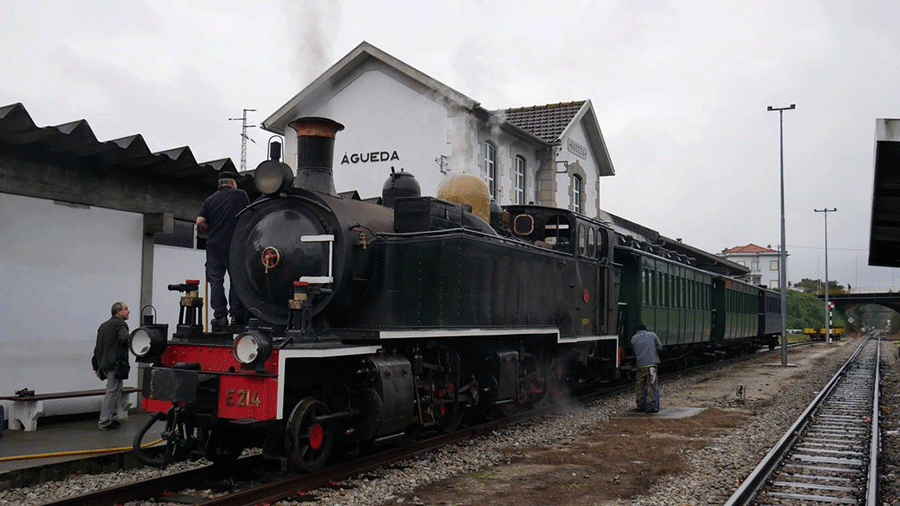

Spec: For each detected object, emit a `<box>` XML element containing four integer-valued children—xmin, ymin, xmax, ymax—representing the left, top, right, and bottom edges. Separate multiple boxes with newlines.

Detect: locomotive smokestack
<box><xmin>287</xmin><ymin>117</ymin><xmax>344</xmax><ymax>195</ymax></box>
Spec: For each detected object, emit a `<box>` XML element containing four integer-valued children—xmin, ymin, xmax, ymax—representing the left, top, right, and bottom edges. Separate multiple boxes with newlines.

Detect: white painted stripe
<box><xmin>378</xmin><ymin>328</ymin><xmax>560</xmax><ymax>340</ymax></box>
<box><xmin>558</xmin><ymin>334</ymin><xmax>619</xmax><ymax>343</ymax></box>
<box><xmin>276</xmin><ymin>345</ymin><xmax>382</xmax><ymax>419</ymax></box>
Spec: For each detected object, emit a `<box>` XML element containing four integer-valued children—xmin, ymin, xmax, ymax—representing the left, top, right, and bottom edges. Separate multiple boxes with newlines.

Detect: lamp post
<box><xmin>768</xmin><ymin>103</ymin><xmax>795</xmax><ymax>366</ymax></box>
<box><xmin>815</xmin><ymin>207</ymin><xmax>837</xmax><ymax>343</ymax></box>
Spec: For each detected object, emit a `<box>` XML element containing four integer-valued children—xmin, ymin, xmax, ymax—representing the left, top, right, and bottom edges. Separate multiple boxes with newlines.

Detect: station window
<box><xmin>572</xmin><ymin>174</ymin><xmax>583</xmax><ymax>214</ymax></box>
<box><xmin>485</xmin><ymin>142</ymin><xmax>497</xmax><ymax>199</ymax></box>
<box><xmin>515</xmin><ymin>156</ymin><xmax>526</xmax><ymax>204</ymax></box>
<box><xmin>770</xmin><ymin>259</ymin><xmax>779</xmax><ymax>270</ymax></box>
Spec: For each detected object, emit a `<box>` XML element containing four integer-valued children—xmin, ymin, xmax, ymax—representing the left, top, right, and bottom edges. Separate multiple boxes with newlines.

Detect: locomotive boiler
<box><xmin>132</xmin><ymin>117</ymin><xmax>622</xmax><ymax>471</ymax></box>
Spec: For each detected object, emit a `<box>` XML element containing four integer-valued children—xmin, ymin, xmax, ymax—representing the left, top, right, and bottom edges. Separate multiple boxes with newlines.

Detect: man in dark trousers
<box><xmin>92</xmin><ymin>302</ymin><xmax>130</xmax><ymax>430</ymax></box>
<box><xmin>631</xmin><ymin>323</ymin><xmax>663</xmax><ymax>413</ymax></box>
<box><xmin>196</xmin><ymin>171</ymin><xmax>249</xmax><ymax>325</ymax></box>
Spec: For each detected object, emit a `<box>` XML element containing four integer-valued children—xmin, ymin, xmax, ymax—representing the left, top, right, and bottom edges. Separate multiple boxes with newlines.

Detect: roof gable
<box><xmin>503</xmin><ymin>101</ymin><xmax>585</xmax><ymax>142</ymax></box>
<box><xmin>721</xmin><ymin>243</ymin><xmax>778</xmax><ymax>254</ymax></box>
<box><xmin>263</xmin><ymin>41</ymin><xmax>479</xmax><ymax>133</ymax></box>
<box><xmin>501</xmin><ymin>100</ymin><xmax>614</xmax><ymax>177</ymax></box>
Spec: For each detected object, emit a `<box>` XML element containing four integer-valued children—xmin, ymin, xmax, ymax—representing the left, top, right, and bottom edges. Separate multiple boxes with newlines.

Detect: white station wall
<box><xmin>285</xmin><ymin>70</ymin><xmax>451</xmax><ymax>200</ymax></box>
<box><xmin>0</xmin><ymin>192</ymin><xmax>142</xmax><ymax>416</ymax></box>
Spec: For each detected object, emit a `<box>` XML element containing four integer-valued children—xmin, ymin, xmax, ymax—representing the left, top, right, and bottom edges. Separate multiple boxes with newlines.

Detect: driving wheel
<box><xmin>287</xmin><ymin>397</ymin><xmax>334</xmax><ymax>472</ymax></box>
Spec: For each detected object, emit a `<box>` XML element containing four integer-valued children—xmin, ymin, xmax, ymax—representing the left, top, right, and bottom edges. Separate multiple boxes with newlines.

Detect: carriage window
<box><xmin>597</xmin><ymin>229</ymin><xmax>607</xmax><ymax>259</ymax></box>
<box><xmin>513</xmin><ymin>214</ymin><xmax>535</xmax><ymax>236</ymax></box>
<box><xmin>642</xmin><ymin>269</ymin><xmax>649</xmax><ymax>304</ymax></box>
<box><xmin>578</xmin><ymin>224</ymin><xmax>587</xmax><ymax>256</ymax></box>
<box><xmin>587</xmin><ymin>227</ymin><xmax>596</xmax><ymax>257</ymax></box>
<box><xmin>543</xmin><ymin>215</ymin><xmax>571</xmax><ymax>251</ymax></box>
<box><xmin>657</xmin><ymin>272</ymin><xmax>663</xmax><ymax>307</ymax></box>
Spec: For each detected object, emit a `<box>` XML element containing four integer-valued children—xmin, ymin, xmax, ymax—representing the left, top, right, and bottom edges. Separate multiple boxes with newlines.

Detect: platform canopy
<box><xmin>869</xmin><ymin>119</ymin><xmax>900</xmax><ymax>267</ymax></box>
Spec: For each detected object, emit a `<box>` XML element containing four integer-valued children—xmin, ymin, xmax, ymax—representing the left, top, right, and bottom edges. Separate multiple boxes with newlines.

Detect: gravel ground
<box><xmin>1</xmin><ymin>334</ymin><xmax>895</xmax><ymax>506</ymax></box>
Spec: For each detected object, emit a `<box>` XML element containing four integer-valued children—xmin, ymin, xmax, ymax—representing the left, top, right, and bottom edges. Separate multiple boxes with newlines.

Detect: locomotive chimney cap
<box><xmin>287</xmin><ymin>117</ymin><xmax>345</xmax><ymax>138</ymax></box>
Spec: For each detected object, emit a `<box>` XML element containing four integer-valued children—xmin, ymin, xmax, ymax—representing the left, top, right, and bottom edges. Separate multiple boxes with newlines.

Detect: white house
<box><xmin>719</xmin><ymin>243</ymin><xmax>782</xmax><ymax>288</ymax></box>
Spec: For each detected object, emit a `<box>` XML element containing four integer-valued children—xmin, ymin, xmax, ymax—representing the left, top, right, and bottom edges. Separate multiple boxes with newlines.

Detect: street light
<box><xmin>815</xmin><ymin>207</ymin><xmax>837</xmax><ymax>343</ymax></box>
<box><xmin>768</xmin><ymin>103</ymin><xmax>795</xmax><ymax>366</ymax></box>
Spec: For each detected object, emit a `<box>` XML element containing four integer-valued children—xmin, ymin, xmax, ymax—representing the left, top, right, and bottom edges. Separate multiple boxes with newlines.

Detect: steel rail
<box><xmin>723</xmin><ymin>334</ymin><xmax>878</xmax><ymax>506</ymax></box>
<box><xmin>866</xmin><ymin>334</ymin><xmax>881</xmax><ymax>505</ymax></box>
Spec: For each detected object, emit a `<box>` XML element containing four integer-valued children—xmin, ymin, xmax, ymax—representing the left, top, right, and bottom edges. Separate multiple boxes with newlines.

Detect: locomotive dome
<box><xmin>436</xmin><ymin>173</ymin><xmax>490</xmax><ymax>222</ymax></box>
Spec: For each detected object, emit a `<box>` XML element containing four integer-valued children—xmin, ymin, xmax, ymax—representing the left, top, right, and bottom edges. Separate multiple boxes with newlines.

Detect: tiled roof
<box><xmin>500</xmin><ymin>101</ymin><xmax>586</xmax><ymax>143</ymax></box>
<box><xmin>721</xmin><ymin>243</ymin><xmax>778</xmax><ymax>254</ymax></box>
<box><xmin>0</xmin><ymin>102</ymin><xmax>239</xmax><ymax>186</ymax></box>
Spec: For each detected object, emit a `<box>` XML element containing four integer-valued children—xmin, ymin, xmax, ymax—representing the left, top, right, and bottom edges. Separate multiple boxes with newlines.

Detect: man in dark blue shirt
<box><xmin>197</xmin><ymin>172</ymin><xmax>249</xmax><ymax>326</ymax></box>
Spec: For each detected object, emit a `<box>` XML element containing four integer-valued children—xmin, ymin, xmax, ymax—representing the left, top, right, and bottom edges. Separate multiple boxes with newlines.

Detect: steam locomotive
<box><xmin>131</xmin><ymin>117</ymin><xmax>780</xmax><ymax>471</ymax></box>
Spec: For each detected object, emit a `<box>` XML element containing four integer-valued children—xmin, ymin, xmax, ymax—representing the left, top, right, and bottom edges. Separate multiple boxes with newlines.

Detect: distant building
<box><xmin>262</xmin><ymin>42</ymin><xmax>615</xmax><ymax>217</ymax></box>
<box><xmin>719</xmin><ymin>244</ymin><xmax>781</xmax><ymax>287</ymax></box>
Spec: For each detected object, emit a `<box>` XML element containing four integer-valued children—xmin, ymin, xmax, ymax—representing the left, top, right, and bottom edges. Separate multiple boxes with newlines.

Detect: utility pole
<box><xmin>767</xmin><ymin>103</ymin><xmax>795</xmax><ymax>366</ymax></box>
<box><xmin>229</xmin><ymin>109</ymin><xmax>257</xmax><ymax>171</ymax></box>
<box><xmin>815</xmin><ymin>207</ymin><xmax>837</xmax><ymax>343</ymax></box>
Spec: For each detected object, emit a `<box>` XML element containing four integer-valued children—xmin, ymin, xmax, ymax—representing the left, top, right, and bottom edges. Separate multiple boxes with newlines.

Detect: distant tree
<box><xmin>792</xmin><ymin>278</ymin><xmax>845</xmax><ymax>295</ymax></box>
<box><xmin>794</xmin><ymin>278</ymin><xmax>820</xmax><ymax>293</ymax></box>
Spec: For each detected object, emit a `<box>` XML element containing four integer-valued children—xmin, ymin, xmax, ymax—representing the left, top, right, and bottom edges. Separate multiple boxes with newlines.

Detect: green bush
<box><xmin>786</xmin><ymin>290</ymin><xmax>847</xmax><ymax>329</ymax></box>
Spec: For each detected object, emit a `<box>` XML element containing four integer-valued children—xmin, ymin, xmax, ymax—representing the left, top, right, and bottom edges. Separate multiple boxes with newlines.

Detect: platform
<box><xmin>0</xmin><ymin>411</ymin><xmax>158</xmax><ymax>489</ymax></box>
<box><xmin>614</xmin><ymin>406</ymin><xmax>707</xmax><ymax>419</ymax></box>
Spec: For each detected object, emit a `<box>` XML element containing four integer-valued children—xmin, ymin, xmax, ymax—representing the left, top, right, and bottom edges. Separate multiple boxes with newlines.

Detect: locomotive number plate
<box><xmin>225</xmin><ymin>388</ymin><xmax>262</xmax><ymax>407</ymax></box>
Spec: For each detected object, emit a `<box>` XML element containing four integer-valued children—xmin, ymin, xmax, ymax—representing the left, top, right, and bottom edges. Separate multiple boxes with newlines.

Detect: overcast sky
<box><xmin>3</xmin><ymin>0</ymin><xmax>899</xmax><ymax>290</ymax></box>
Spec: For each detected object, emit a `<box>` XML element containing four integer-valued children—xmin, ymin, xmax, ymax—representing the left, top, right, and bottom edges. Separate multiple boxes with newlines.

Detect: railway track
<box><xmin>725</xmin><ymin>334</ymin><xmax>881</xmax><ymax>505</ymax></box>
<box><xmin>38</xmin><ymin>341</ymin><xmax>813</xmax><ymax>506</ymax></box>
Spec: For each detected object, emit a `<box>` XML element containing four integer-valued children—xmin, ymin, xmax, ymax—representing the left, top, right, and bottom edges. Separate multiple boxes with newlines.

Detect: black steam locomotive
<box><xmin>131</xmin><ymin>117</ymin><xmax>778</xmax><ymax>471</ymax></box>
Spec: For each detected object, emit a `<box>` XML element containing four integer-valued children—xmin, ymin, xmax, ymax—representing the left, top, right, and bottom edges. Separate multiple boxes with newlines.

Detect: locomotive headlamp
<box><xmin>128</xmin><ymin>324</ymin><xmax>167</xmax><ymax>361</ymax></box>
<box><xmin>233</xmin><ymin>330</ymin><xmax>273</xmax><ymax>366</ymax></box>
<box><xmin>254</xmin><ymin>159</ymin><xmax>294</xmax><ymax>195</ymax></box>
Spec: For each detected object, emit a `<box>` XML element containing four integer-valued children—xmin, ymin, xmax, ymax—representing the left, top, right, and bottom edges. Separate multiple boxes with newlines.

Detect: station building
<box><xmin>262</xmin><ymin>42</ymin><xmax>615</xmax><ymax>216</ymax></box>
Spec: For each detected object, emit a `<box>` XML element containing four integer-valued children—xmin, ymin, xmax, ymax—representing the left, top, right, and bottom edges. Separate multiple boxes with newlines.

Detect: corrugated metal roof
<box><xmin>501</xmin><ymin>101</ymin><xmax>586</xmax><ymax>143</ymax></box>
<box><xmin>0</xmin><ymin>102</ymin><xmax>238</xmax><ymax>185</ymax></box>
<box><xmin>869</xmin><ymin>118</ymin><xmax>900</xmax><ymax>267</ymax></box>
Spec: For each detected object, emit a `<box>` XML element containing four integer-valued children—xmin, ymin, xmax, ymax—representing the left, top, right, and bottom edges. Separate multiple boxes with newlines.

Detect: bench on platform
<box><xmin>0</xmin><ymin>387</ymin><xmax>140</xmax><ymax>431</ymax></box>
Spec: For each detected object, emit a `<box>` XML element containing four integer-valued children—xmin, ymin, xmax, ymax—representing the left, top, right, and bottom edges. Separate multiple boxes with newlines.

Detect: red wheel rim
<box><xmin>309</xmin><ymin>423</ymin><xmax>324</xmax><ymax>450</ymax></box>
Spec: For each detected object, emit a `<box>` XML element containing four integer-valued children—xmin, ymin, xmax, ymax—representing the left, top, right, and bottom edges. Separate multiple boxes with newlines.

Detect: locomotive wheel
<box><xmin>287</xmin><ymin>398</ymin><xmax>334</xmax><ymax>472</ymax></box>
<box><xmin>521</xmin><ymin>355</ymin><xmax>549</xmax><ymax>408</ymax></box>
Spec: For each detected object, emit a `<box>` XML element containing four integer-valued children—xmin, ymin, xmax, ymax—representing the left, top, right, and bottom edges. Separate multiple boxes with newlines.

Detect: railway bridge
<box><xmin>820</xmin><ymin>291</ymin><xmax>900</xmax><ymax>313</ymax></box>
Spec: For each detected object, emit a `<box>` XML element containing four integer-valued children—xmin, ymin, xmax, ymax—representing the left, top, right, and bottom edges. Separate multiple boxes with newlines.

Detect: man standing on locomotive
<box><xmin>196</xmin><ymin>171</ymin><xmax>249</xmax><ymax>326</ymax></box>
<box><xmin>631</xmin><ymin>323</ymin><xmax>663</xmax><ymax>413</ymax></box>
<box><xmin>92</xmin><ymin>302</ymin><xmax>130</xmax><ymax>430</ymax></box>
